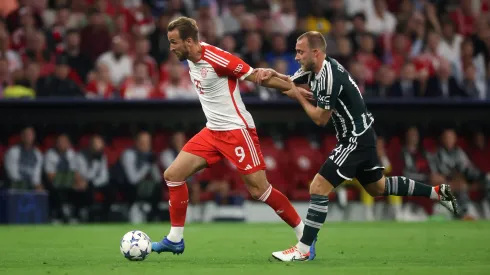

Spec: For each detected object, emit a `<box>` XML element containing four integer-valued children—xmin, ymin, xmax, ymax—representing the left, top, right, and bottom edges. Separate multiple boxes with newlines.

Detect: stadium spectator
<box><xmin>431</xmin><ymin>128</ymin><xmax>490</xmax><ymax>219</ymax></box>
<box><xmin>461</xmin><ymin>63</ymin><xmax>484</xmax><ymax>99</ymax></box>
<box><xmin>220</xmin><ymin>0</ymin><xmax>244</xmax><ymax>35</ymax></box>
<box><xmin>85</xmin><ymin>62</ymin><xmax>115</xmax><ymax>99</ymax></box>
<box><xmin>449</xmin><ymin>0</ymin><xmax>477</xmax><ymax>36</ymax></box>
<box><xmin>62</xmin><ymin>29</ymin><xmax>93</xmax><ymax>84</ymax></box>
<box><xmin>467</xmin><ymin>131</ymin><xmax>490</xmax><ymax>174</ymax></box>
<box><xmin>412</xmin><ymin>30</ymin><xmax>443</xmax><ymax>78</ymax></box>
<box><xmin>36</xmin><ymin>54</ymin><xmax>84</xmax><ymax>97</ymax></box>
<box><xmin>325</xmin><ymin>16</ymin><xmax>348</xmax><ymax>57</ymax></box>
<box><xmin>348</xmin><ymin>12</ymin><xmax>367</xmax><ymax>53</ymax></box>
<box><xmin>120</xmin><ymin>61</ymin><xmax>155</xmax><ymax>99</ymax></box>
<box><xmin>345</xmin><ymin>0</ymin><xmax>373</xmax><ymax>17</ymax></box>
<box><xmin>194</xmin><ymin>0</ymin><xmax>224</xmax><ymax>38</ymax></box>
<box><xmin>2</xmin><ymin>67</ymin><xmax>35</xmax><ymax>98</ymax></box>
<box><xmin>74</xmin><ymin>134</ymin><xmax>113</xmax><ymax>222</ymax></box>
<box><xmin>3</xmin><ymin>127</ymin><xmax>43</xmax><ymax>190</ymax></box>
<box><xmin>43</xmin><ymin>134</ymin><xmax>78</xmax><ymax>223</ymax></box>
<box><xmin>22</xmin><ymin>30</ymin><xmax>55</xmax><ymax>78</ymax></box>
<box><xmin>148</xmin><ymin>13</ymin><xmax>171</xmax><ymax>65</ymax></box>
<box><xmin>425</xmin><ymin>59</ymin><xmax>464</xmax><ymax>98</ymax></box>
<box><xmin>265</xmin><ymin>33</ymin><xmax>297</xmax><ymax>76</ymax></box>
<box><xmin>80</xmin><ymin>7</ymin><xmax>111</xmax><ymax>62</ymax></box>
<box><xmin>117</xmin><ymin>131</ymin><xmax>162</xmax><ymax>222</ymax></box>
<box><xmin>355</xmin><ymin>32</ymin><xmax>382</xmax><ymax>85</ymax></box>
<box><xmin>304</xmin><ymin>0</ymin><xmax>331</xmax><ymax>35</ymax></box>
<box><xmin>366</xmin><ymin>64</ymin><xmax>395</xmax><ymax>97</ymax></box>
<box><xmin>389</xmin><ymin>62</ymin><xmax>422</xmax><ymax>97</ymax></box>
<box><xmin>0</xmin><ymin>57</ymin><xmax>10</xmax><ymax>96</ymax></box>
<box><xmin>437</xmin><ymin>18</ymin><xmax>463</xmax><ymax>64</ymax></box>
<box><xmin>0</xmin><ymin>30</ymin><xmax>23</xmax><ymax>73</ymax></box>
<box><xmin>97</xmin><ymin>35</ymin><xmax>133</xmax><ymax>87</ymax></box>
<box><xmin>157</xmin><ymin>61</ymin><xmax>194</xmax><ymax>99</ymax></box>
<box><xmin>46</xmin><ymin>7</ymin><xmax>70</xmax><ymax>53</ymax></box>
<box><xmin>132</xmin><ymin>38</ymin><xmax>158</xmax><ymax>83</ymax></box>
<box><xmin>240</xmin><ymin>31</ymin><xmax>264</xmax><ymax>69</ymax></box>
<box><xmin>270</xmin><ymin>0</ymin><xmax>297</xmax><ymax>36</ymax></box>
<box><xmin>366</xmin><ymin>0</ymin><xmax>396</xmax><ymax>35</ymax></box>
<box><xmin>330</xmin><ymin>36</ymin><xmax>351</xmax><ymax>68</ymax></box>
<box><xmin>453</xmin><ymin>38</ymin><xmax>487</xmax><ymax>97</ymax></box>
<box><xmin>6</xmin><ymin>2</ymin><xmax>44</xmax><ymax>35</ymax></box>
<box><xmin>348</xmin><ymin>60</ymin><xmax>367</xmax><ymax>94</ymax></box>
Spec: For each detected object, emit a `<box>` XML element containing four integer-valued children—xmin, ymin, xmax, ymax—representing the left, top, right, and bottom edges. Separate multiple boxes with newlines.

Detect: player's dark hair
<box><xmin>297</xmin><ymin>31</ymin><xmax>327</xmax><ymax>53</ymax></box>
<box><xmin>167</xmin><ymin>16</ymin><xmax>199</xmax><ymax>42</ymax></box>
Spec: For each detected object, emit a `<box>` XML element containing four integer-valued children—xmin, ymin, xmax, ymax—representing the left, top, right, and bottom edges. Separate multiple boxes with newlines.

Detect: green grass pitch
<box><xmin>1</xmin><ymin>221</ymin><xmax>489</xmax><ymax>275</ymax></box>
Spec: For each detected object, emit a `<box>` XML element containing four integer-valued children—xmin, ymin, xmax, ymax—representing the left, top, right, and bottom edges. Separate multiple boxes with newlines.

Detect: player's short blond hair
<box><xmin>297</xmin><ymin>31</ymin><xmax>327</xmax><ymax>53</ymax></box>
<box><xmin>167</xmin><ymin>16</ymin><xmax>199</xmax><ymax>42</ymax></box>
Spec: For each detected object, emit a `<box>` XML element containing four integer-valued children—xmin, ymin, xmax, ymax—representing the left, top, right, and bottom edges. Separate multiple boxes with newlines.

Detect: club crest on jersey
<box><xmin>200</xmin><ymin>67</ymin><xmax>208</xmax><ymax>78</ymax></box>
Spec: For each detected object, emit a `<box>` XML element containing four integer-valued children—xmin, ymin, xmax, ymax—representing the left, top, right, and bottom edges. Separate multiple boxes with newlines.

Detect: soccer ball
<box><xmin>120</xmin><ymin>230</ymin><xmax>152</xmax><ymax>261</ymax></box>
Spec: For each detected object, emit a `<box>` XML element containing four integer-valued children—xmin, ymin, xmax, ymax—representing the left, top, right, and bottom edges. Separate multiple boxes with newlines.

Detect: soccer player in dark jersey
<box><xmin>255</xmin><ymin>31</ymin><xmax>460</xmax><ymax>262</ymax></box>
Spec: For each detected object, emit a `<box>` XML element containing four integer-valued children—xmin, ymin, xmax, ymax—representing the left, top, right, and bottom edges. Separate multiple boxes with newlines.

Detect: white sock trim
<box><xmin>166</xmin><ymin>180</ymin><xmax>186</xmax><ymax>187</ymax></box>
<box><xmin>258</xmin><ymin>184</ymin><xmax>273</xmax><ymax>201</ymax></box>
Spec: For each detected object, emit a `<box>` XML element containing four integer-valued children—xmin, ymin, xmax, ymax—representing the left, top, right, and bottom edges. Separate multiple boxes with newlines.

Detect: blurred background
<box><xmin>0</xmin><ymin>0</ymin><xmax>489</xmax><ymax>225</ymax></box>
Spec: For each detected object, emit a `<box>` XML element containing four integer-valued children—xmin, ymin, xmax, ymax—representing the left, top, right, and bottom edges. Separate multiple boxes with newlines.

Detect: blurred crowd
<box><xmin>1</xmin><ymin>0</ymin><xmax>490</xmax><ymax>100</ymax></box>
<box><xmin>1</xmin><ymin>125</ymin><xmax>489</xmax><ymax>223</ymax></box>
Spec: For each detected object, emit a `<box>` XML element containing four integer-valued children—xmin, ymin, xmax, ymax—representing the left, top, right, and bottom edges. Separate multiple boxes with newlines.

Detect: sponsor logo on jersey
<box><xmin>233</xmin><ymin>64</ymin><xmax>243</xmax><ymax>74</ymax></box>
<box><xmin>317</xmin><ymin>95</ymin><xmax>330</xmax><ymax>103</ymax></box>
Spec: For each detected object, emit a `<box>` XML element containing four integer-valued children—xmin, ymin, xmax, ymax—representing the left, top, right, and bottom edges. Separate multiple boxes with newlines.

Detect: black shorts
<box><xmin>319</xmin><ymin>127</ymin><xmax>384</xmax><ymax>187</ymax></box>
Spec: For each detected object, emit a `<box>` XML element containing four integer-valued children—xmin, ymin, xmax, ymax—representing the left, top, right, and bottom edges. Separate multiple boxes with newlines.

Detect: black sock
<box><xmin>300</xmin><ymin>194</ymin><xmax>328</xmax><ymax>246</ymax></box>
<box><xmin>383</xmin><ymin>176</ymin><xmax>432</xmax><ymax>197</ymax></box>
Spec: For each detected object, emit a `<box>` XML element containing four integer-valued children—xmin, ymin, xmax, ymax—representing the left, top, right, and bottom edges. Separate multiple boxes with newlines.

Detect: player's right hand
<box><xmin>252</xmin><ymin>68</ymin><xmax>275</xmax><ymax>85</ymax></box>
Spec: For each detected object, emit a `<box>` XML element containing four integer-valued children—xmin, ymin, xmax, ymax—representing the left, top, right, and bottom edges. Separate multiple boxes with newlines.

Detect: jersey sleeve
<box><xmin>290</xmin><ymin>68</ymin><xmax>311</xmax><ymax>85</ymax></box>
<box><xmin>316</xmin><ymin>73</ymin><xmax>340</xmax><ymax>110</ymax></box>
<box><xmin>206</xmin><ymin>48</ymin><xmax>253</xmax><ymax>80</ymax></box>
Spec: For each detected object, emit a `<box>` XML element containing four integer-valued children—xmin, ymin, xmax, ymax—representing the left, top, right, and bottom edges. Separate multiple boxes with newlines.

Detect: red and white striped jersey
<box><xmin>187</xmin><ymin>42</ymin><xmax>255</xmax><ymax>131</ymax></box>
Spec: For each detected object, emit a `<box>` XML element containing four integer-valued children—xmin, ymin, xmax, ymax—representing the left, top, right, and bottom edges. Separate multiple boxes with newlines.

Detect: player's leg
<box><xmin>272</xmin><ymin>155</ymin><xmax>346</xmax><ymax>262</ymax></box>
<box><xmin>359</xmin><ymin>170</ymin><xmax>459</xmax><ymax>217</ymax></box>
<box><xmin>153</xmin><ymin>128</ymin><xmax>221</xmax><ymax>254</ymax></box>
<box><xmin>215</xmin><ymin>128</ymin><xmax>305</xmax><ymax>241</ymax></box>
<box><xmin>241</xmin><ymin>170</ymin><xmax>304</xmax><ymax>240</ymax></box>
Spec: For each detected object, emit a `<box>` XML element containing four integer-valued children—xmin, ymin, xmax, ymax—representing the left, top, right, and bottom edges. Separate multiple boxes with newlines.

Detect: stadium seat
<box><xmin>8</xmin><ymin>135</ymin><xmax>21</xmax><ymax>146</ymax></box>
<box><xmin>152</xmin><ymin>131</ymin><xmax>170</xmax><ymax>153</ymax></box>
<box><xmin>321</xmin><ymin>134</ymin><xmax>337</xmax><ymax>156</ymax></box>
<box><xmin>41</xmin><ymin>134</ymin><xmax>57</xmax><ymax>151</ymax></box>
<box><xmin>260</xmin><ymin>137</ymin><xmax>289</xmax><ymax>195</ymax></box>
<box><xmin>456</xmin><ymin>136</ymin><xmax>469</xmax><ymax>151</ymax></box>
<box><xmin>77</xmin><ymin>134</ymin><xmax>92</xmax><ymax>149</ymax></box>
<box><xmin>422</xmin><ymin>137</ymin><xmax>438</xmax><ymax>153</ymax></box>
<box><xmin>111</xmin><ymin>136</ymin><xmax>134</xmax><ymax>150</ymax></box>
<box><xmin>285</xmin><ymin>136</ymin><xmax>323</xmax><ymax>200</ymax></box>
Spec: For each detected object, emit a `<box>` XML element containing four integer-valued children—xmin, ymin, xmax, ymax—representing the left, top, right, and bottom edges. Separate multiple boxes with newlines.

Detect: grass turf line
<box><xmin>1</xmin><ymin>221</ymin><xmax>489</xmax><ymax>275</ymax></box>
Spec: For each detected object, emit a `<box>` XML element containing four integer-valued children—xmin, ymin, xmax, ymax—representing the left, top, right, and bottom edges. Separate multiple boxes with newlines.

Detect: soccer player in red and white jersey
<box><xmin>151</xmin><ymin>17</ymin><xmax>317</xmax><ymax>260</ymax></box>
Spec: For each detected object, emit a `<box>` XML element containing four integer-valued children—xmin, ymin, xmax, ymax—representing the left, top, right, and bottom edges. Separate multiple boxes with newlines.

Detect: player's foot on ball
<box><xmin>272</xmin><ymin>246</ymin><xmax>310</xmax><ymax>262</ymax></box>
<box><xmin>438</xmin><ymin>184</ymin><xmax>460</xmax><ymax>216</ymax></box>
<box><xmin>309</xmin><ymin>237</ymin><xmax>317</xmax><ymax>260</ymax></box>
<box><xmin>151</xmin><ymin>237</ymin><xmax>185</xmax><ymax>255</ymax></box>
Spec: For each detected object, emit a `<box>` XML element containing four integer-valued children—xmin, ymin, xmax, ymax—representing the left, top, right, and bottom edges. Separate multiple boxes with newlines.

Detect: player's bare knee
<box><xmin>309</xmin><ymin>174</ymin><xmax>335</xmax><ymax>196</ymax></box>
<box><xmin>163</xmin><ymin>168</ymin><xmax>185</xmax><ymax>183</ymax></box>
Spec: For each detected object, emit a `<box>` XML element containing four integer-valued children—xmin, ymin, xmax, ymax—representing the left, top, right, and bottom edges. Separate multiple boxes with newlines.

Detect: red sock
<box><xmin>167</xmin><ymin>181</ymin><xmax>189</xmax><ymax>227</ymax></box>
<box><xmin>259</xmin><ymin>185</ymin><xmax>302</xmax><ymax>228</ymax></box>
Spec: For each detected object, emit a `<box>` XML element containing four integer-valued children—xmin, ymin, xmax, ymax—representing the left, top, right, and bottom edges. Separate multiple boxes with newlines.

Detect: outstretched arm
<box><xmin>245</xmin><ymin>69</ymin><xmax>314</xmax><ymax>100</ymax></box>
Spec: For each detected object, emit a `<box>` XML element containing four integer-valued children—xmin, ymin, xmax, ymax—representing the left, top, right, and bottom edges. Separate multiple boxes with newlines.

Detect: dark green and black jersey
<box><xmin>291</xmin><ymin>56</ymin><xmax>374</xmax><ymax>141</ymax></box>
